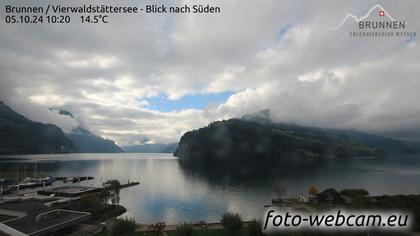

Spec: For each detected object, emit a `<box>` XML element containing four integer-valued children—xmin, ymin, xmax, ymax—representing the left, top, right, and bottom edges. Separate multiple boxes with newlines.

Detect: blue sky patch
<box><xmin>406</xmin><ymin>37</ymin><xmax>416</xmax><ymax>44</ymax></box>
<box><xmin>146</xmin><ymin>91</ymin><xmax>235</xmax><ymax>112</ymax></box>
<box><xmin>277</xmin><ymin>24</ymin><xmax>293</xmax><ymax>40</ymax></box>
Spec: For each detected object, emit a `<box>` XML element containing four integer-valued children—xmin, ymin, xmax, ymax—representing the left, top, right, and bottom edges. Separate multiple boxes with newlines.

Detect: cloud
<box><xmin>0</xmin><ymin>78</ymin><xmax>79</xmax><ymax>132</ymax></box>
<box><xmin>0</xmin><ymin>0</ymin><xmax>419</xmax><ymax>145</ymax></box>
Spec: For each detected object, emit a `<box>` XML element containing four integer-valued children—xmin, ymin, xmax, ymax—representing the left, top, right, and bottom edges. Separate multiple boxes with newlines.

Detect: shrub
<box><xmin>110</xmin><ymin>217</ymin><xmax>136</xmax><ymax>236</ymax></box>
<box><xmin>340</xmin><ymin>189</ymin><xmax>369</xmax><ymax>199</ymax></box>
<box><xmin>221</xmin><ymin>212</ymin><xmax>242</xmax><ymax>235</ymax></box>
<box><xmin>103</xmin><ymin>179</ymin><xmax>122</xmax><ymax>205</ymax></box>
<box><xmin>80</xmin><ymin>193</ymin><xmax>101</xmax><ymax>212</ymax></box>
<box><xmin>318</xmin><ymin>188</ymin><xmax>344</xmax><ymax>204</ymax></box>
<box><xmin>248</xmin><ymin>219</ymin><xmax>263</xmax><ymax>236</ymax></box>
<box><xmin>308</xmin><ymin>186</ymin><xmax>319</xmax><ymax>197</ymax></box>
<box><xmin>174</xmin><ymin>223</ymin><xmax>195</xmax><ymax>236</ymax></box>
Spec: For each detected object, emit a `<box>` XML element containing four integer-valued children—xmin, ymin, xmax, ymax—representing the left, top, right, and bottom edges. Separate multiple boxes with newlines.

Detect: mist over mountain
<box><xmin>241</xmin><ymin>109</ymin><xmax>271</xmax><ymax>123</ymax></box>
<box><xmin>241</xmin><ymin>109</ymin><xmax>415</xmax><ymax>155</ymax></box>
<box><xmin>175</xmin><ymin>110</ymin><xmax>415</xmax><ymax>166</ymax></box>
<box><xmin>0</xmin><ymin>101</ymin><xmax>123</xmax><ymax>155</ymax></box>
<box><xmin>122</xmin><ymin>143</ymin><xmax>178</xmax><ymax>153</ymax></box>
<box><xmin>0</xmin><ymin>101</ymin><xmax>77</xmax><ymax>154</ymax></box>
<box><xmin>52</xmin><ymin>108</ymin><xmax>123</xmax><ymax>153</ymax></box>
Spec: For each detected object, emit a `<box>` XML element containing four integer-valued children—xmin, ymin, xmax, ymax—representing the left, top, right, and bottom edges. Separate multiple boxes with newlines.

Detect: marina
<box><xmin>0</xmin><ymin>175</ymin><xmax>95</xmax><ymax>196</ymax></box>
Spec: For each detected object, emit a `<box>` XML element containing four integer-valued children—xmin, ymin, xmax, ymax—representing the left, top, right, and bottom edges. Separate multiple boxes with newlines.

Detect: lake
<box><xmin>1</xmin><ymin>153</ymin><xmax>420</xmax><ymax>224</ymax></box>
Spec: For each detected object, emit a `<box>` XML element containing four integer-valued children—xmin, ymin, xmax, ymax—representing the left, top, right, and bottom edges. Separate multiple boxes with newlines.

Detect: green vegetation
<box><xmin>350</xmin><ymin>195</ymin><xmax>420</xmax><ymax>231</ymax></box>
<box><xmin>306</xmin><ymin>187</ymin><xmax>420</xmax><ymax>231</ymax></box>
<box><xmin>79</xmin><ymin>179</ymin><xmax>123</xmax><ymax>210</ymax></box>
<box><xmin>97</xmin><ymin>226</ymin><xmax>410</xmax><ymax>236</ymax></box>
<box><xmin>103</xmin><ymin>179</ymin><xmax>122</xmax><ymax>205</ymax></box>
<box><xmin>168</xmin><ymin>228</ymin><xmax>246</xmax><ymax>236</ymax></box>
<box><xmin>80</xmin><ymin>193</ymin><xmax>102</xmax><ymax>212</ymax></box>
<box><xmin>91</xmin><ymin>199</ymin><xmax>419</xmax><ymax>236</ymax></box>
<box><xmin>73</xmin><ymin>180</ymin><xmax>126</xmax><ymax>223</ymax></box>
<box><xmin>0</xmin><ymin>101</ymin><xmax>77</xmax><ymax>154</ymax></box>
<box><xmin>96</xmin><ymin>231</ymin><xmax>147</xmax><ymax>236</ymax></box>
<box><xmin>174</xmin><ymin>118</ymin><xmax>410</xmax><ymax>167</ymax></box>
<box><xmin>88</xmin><ymin>205</ymin><xmax>126</xmax><ymax>223</ymax></box>
<box><xmin>339</xmin><ymin>189</ymin><xmax>369</xmax><ymax>199</ymax></box>
<box><xmin>247</xmin><ymin>219</ymin><xmax>263</xmax><ymax>236</ymax></box>
<box><xmin>173</xmin><ymin>223</ymin><xmax>195</xmax><ymax>236</ymax></box>
<box><xmin>318</xmin><ymin>188</ymin><xmax>345</xmax><ymax>204</ymax></box>
<box><xmin>95</xmin><ymin>205</ymin><xmax>416</xmax><ymax>236</ymax></box>
<box><xmin>169</xmin><ymin>228</ymin><xmax>250</xmax><ymax>236</ymax></box>
<box><xmin>221</xmin><ymin>213</ymin><xmax>243</xmax><ymax>235</ymax></box>
<box><xmin>110</xmin><ymin>217</ymin><xmax>136</xmax><ymax>236</ymax></box>
<box><xmin>0</xmin><ymin>102</ymin><xmax>123</xmax><ymax>155</ymax></box>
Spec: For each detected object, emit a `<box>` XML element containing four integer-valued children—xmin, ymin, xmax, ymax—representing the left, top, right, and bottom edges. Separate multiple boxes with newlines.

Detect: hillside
<box><xmin>0</xmin><ymin>101</ymin><xmax>77</xmax><ymax>155</ymax></box>
<box><xmin>174</xmin><ymin>118</ymin><xmax>412</xmax><ymax>165</ymax></box>
<box><xmin>53</xmin><ymin>109</ymin><xmax>123</xmax><ymax>153</ymax></box>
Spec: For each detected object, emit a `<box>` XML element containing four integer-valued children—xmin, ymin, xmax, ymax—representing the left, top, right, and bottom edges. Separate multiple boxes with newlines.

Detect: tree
<box><xmin>110</xmin><ymin>217</ymin><xmax>136</xmax><ymax>236</ymax></box>
<box><xmin>272</xmin><ymin>182</ymin><xmax>287</xmax><ymax>200</ymax></box>
<box><xmin>248</xmin><ymin>219</ymin><xmax>263</xmax><ymax>236</ymax></box>
<box><xmin>103</xmin><ymin>179</ymin><xmax>121</xmax><ymax>205</ymax></box>
<box><xmin>308</xmin><ymin>186</ymin><xmax>319</xmax><ymax>197</ymax></box>
<box><xmin>80</xmin><ymin>193</ymin><xmax>101</xmax><ymax>212</ymax></box>
<box><xmin>100</xmin><ymin>188</ymin><xmax>110</xmax><ymax>206</ymax></box>
<box><xmin>221</xmin><ymin>213</ymin><xmax>242</xmax><ymax>235</ymax></box>
<box><xmin>340</xmin><ymin>189</ymin><xmax>369</xmax><ymax>199</ymax></box>
<box><xmin>174</xmin><ymin>223</ymin><xmax>195</xmax><ymax>236</ymax></box>
<box><xmin>318</xmin><ymin>188</ymin><xmax>344</xmax><ymax>204</ymax></box>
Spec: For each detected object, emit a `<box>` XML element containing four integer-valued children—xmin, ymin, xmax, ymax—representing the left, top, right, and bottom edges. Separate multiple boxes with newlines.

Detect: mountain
<box><xmin>53</xmin><ymin>109</ymin><xmax>123</xmax><ymax>153</ymax></box>
<box><xmin>241</xmin><ymin>110</ymin><xmax>415</xmax><ymax>155</ymax></box>
<box><xmin>241</xmin><ymin>109</ymin><xmax>271</xmax><ymax>123</ymax></box>
<box><xmin>66</xmin><ymin>127</ymin><xmax>123</xmax><ymax>153</ymax></box>
<box><xmin>174</xmin><ymin>115</ymin><xmax>413</xmax><ymax>165</ymax></box>
<box><xmin>122</xmin><ymin>143</ymin><xmax>178</xmax><ymax>153</ymax></box>
<box><xmin>162</xmin><ymin>143</ymin><xmax>179</xmax><ymax>153</ymax></box>
<box><xmin>0</xmin><ymin>101</ymin><xmax>78</xmax><ymax>155</ymax></box>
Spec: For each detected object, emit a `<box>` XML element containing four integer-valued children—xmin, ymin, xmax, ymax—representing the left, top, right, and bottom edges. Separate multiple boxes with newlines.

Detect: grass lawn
<box><xmin>95</xmin><ymin>227</ymin><xmax>249</xmax><ymax>236</ymax></box>
<box><xmin>167</xmin><ymin>228</ymin><xmax>248</xmax><ymax>236</ymax></box>
<box><xmin>95</xmin><ymin>229</ymin><xmax>148</xmax><ymax>236</ymax></box>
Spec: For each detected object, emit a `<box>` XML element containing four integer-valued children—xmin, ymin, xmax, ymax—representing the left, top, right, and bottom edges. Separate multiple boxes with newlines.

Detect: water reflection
<box><xmin>1</xmin><ymin>153</ymin><xmax>420</xmax><ymax>223</ymax></box>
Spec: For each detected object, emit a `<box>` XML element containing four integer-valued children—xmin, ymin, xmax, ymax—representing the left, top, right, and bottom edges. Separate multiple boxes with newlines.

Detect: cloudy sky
<box><xmin>0</xmin><ymin>0</ymin><xmax>419</xmax><ymax>145</ymax></box>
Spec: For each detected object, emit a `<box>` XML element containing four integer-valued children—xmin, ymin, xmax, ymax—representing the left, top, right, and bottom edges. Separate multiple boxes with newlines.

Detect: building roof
<box><xmin>1</xmin><ymin>209</ymin><xmax>90</xmax><ymax>236</ymax></box>
<box><xmin>0</xmin><ymin>199</ymin><xmax>56</xmax><ymax>214</ymax></box>
<box><xmin>0</xmin><ymin>214</ymin><xmax>16</xmax><ymax>222</ymax></box>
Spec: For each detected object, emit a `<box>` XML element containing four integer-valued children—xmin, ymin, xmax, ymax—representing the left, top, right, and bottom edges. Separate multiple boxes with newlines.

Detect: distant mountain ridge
<box><xmin>53</xmin><ymin>108</ymin><xmax>123</xmax><ymax>153</ymax></box>
<box><xmin>0</xmin><ymin>101</ymin><xmax>77</xmax><ymax>154</ymax></box>
<box><xmin>123</xmin><ymin>143</ymin><xmax>178</xmax><ymax>153</ymax></box>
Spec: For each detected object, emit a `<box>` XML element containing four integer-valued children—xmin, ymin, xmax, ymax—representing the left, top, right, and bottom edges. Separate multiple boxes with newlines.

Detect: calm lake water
<box><xmin>1</xmin><ymin>153</ymin><xmax>420</xmax><ymax>224</ymax></box>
